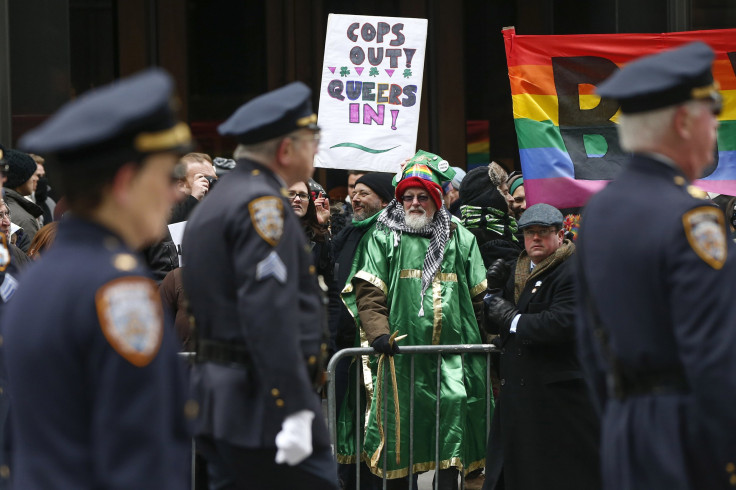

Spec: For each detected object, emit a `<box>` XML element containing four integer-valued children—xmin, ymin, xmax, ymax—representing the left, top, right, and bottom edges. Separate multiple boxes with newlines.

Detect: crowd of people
<box><xmin>0</xmin><ymin>40</ymin><xmax>734</xmax><ymax>490</ymax></box>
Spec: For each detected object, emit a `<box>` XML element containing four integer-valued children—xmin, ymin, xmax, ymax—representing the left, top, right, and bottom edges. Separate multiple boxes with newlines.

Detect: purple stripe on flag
<box><xmin>519</xmin><ymin>148</ymin><xmax>574</xmax><ymax>179</ymax></box>
<box><xmin>525</xmin><ymin>177</ymin><xmax>608</xmax><ymax>209</ymax></box>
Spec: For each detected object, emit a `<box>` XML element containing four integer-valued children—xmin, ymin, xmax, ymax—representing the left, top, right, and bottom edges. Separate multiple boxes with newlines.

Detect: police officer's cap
<box><xmin>218</xmin><ymin>82</ymin><xmax>318</xmax><ymax>145</ymax></box>
<box><xmin>517</xmin><ymin>203</ymin><xmax>563</xmax><ymax>230</ymax></box>
<box><xmin>18</xmin><ymin>68</ymin><xmax>192</xmax><ymax>163</ymax></box>
<box><xmin>597</xmin><ymin>41</ymin><xmax>721</xmax><ymax>114</ymax></box>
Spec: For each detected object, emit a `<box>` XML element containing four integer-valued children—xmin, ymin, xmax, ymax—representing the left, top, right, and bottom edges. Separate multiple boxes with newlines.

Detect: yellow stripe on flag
<box><xmin>512</xmin><ymin>94</ymin><xmax>558</xmax><ymax>124</ymax></box>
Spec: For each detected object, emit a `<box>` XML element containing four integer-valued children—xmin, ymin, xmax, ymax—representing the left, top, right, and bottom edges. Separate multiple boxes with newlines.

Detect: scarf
<box><xmin>514</xmin><ymin>240</ymin><xmax>575</xmax><ymax>304</ymax></box>
<box><xmin>376</xmin><ymin>199</ymin><xmax>451</xmax><ymax>317</ymax></box>
<box><xmin>459</xmin><ymin>204</ymin><xmax>519</xmax><ymax>242</ymax></box>
<box><xmin>352</xmin><ymin>209</ymin><xmax>383</xmax><ymax>229</ymax></box>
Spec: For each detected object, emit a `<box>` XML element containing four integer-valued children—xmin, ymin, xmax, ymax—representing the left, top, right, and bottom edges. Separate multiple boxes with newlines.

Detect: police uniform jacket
<box><xmin>484</xmin><ymin>252</ymin><xmax>600</xmax><ymax>490</ymax></box>
<box><xmin>182</xmin><ymin>158</ymin><xmax>330</xmax><ymax>451</ymax></box>
<box><xmin>1</xmin><ymin>217</ymin><xmax>191</xmax><ymax>489</ymax></box>
<box><xmin>576</xmin><ymin>154</ymin><xmax>736</xmax><ymax>489</ymax></box>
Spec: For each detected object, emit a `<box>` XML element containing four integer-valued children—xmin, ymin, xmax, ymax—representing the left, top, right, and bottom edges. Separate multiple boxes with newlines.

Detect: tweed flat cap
<box><xmin>517</xmin><ymin>203</ymin><xmax>563</xmax><ymax>229</ymax></box>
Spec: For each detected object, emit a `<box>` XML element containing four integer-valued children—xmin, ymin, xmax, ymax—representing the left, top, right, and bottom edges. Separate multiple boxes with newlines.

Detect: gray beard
<box><xmin>353</xmin><ymin>203</ymin><xmax>382</xmax><ymax>222</ymax></box>
<box><xmin>405</xmin><ymin>211</ymin><xmax>433</xmax><ymax>230</ymax></box>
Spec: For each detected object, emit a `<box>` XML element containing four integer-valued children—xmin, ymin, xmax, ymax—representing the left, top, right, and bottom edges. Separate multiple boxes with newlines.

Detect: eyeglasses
<box><xmin>522</xmin><ymin>227</ymin><xmax>558</xmax><ymax>238</ymax></box>
<box><xmin>289</xmin><ymin>131</ymin><xmax>321</xmax><ymax>145</ymax></box>
<box><xmin>402</xmin><ymin>194</ymin><xmax>430</xmax><ymax>203</ymax></box>
<box><xmin>288</xmin><ymin>191</ymin><xmax>309</xmax><ymax>201</ymax></box>
<box><xmin>0</xmin><ymin>211</ymin><xmax>10</xmax><ymax>220</ymax></box>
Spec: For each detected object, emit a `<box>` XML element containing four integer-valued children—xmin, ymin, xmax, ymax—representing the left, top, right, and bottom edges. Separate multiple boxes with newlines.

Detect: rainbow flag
<box><xmin>503</xmin><ymin>27</ymin><xmax>736</xmax><ymax>208</ymax></box>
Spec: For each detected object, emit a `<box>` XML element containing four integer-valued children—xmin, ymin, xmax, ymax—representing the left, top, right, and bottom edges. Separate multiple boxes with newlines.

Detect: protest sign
<box><xmin>315</xmin><ymin>14</ymin><xmax>428</xmax><ymax>173</ymax></box>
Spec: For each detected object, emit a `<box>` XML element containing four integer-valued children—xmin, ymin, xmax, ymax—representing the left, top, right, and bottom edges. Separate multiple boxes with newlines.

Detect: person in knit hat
<box><xmin>337</xmin><ymin>150</ymin><xmax>491</xmax><ymax>488</ymax></box>
<box><xmin>460</xmin><ymin>164</ymin><xmax>522</xmax><ymax>268</ymax></box>
<box><xmin>507</xmin><ymin>172</ymin><xmax>525</xmax><ymax>219</ymax></box>
<box><xmin>3</xmin><ymin>148</ymin><xmax>42</xmax><ymax>248</ymax></box>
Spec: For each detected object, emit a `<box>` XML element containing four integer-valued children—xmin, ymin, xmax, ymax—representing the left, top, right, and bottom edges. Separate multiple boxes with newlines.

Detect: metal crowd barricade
<box><xmin>326</xmin><ymin>344</ymin><xmax>498</xmax><ymax>490</ymax></box>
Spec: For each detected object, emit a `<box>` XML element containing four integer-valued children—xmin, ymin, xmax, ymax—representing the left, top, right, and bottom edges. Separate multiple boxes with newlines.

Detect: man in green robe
<box><xmin>338</xmin><ymin>150</ymin><xmax>491</xmax><ymax>489</ymax></box>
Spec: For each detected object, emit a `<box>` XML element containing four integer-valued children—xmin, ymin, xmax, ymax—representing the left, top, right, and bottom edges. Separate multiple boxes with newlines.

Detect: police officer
<box><xmin>3</xmin><ymin>69</ymin><xmax>193</xmax><ymax>489</ymax></box>
<box><xmin>182</xmin><ymin>82</ymin><xmax>337</xmax><ymax>490</ymax></box>
<box><xmin>576</xmin><ymin>42</ymin><xmax>736</xmax><ymax>489</ymax></box>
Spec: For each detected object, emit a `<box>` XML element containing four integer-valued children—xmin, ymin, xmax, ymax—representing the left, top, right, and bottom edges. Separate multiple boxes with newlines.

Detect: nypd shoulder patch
<box><xmin>249</xmin><ymin>196</ymin><xmax>284</xmax><ymax>246</ymax></box>
<box><xmin>95</xmin><ymin>277</ymin><xmax>163</xmax><ymax>366</ymax></box>
<box><xmin>683</xmin><ymin>206</ymin><xmax>727</xmax><ymax>270</ymax></box>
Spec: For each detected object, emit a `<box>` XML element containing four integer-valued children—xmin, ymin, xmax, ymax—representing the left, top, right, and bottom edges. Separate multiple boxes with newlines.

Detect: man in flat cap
<box><xmin>3</xmin><ymin>68</ymin><xmax>193</xmax><ymax>488</ymax></box>
<box><xmin>575</xmin><ymin>41</ymin><xmax>736</xmax><ymax>489</ymax></box>
<box><xmin>483</xmin><ymin>203</ymin><xmax>600</xmax><ymax>490</ymax></box>
<box><xmin>337</xmin><ymin>150</ymin><xmax>489</xmax><ymax>489</ymax></box>
<box><xmin>182</xmin><ymin>82</ymin><xmax>338</xmax><ymax>489</ymax></box>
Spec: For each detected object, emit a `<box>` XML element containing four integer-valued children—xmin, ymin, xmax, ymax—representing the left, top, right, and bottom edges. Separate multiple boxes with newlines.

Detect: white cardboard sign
<box><xmin>314</xmin><ymin>14</ymin><xmax>428</xmax><ymax>173</ymax></box>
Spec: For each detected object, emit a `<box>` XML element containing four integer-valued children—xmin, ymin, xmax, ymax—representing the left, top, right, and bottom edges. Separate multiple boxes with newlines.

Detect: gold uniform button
<box><xmin>0</xmin><ymin>465</ymin><xmax>9</xmax><ymax>479</ymax></box>
<box><xmin>271</xmin><ymin>388</ymin><xmax>280</xmax><ymax>397</ymax></box>
<box><xmin>728</xmin><ymin>463</ymin><xmax>736</xmax><ymax>473</ymax></box>
<box><xmin>674</xmin><ymin>176</ymin><xmax>686</xmax><ymax>186</ymax></box>
<box><xmin>309</xmin><ymin>265</ymin><xmax>316</xmax><ymax>275</ymax></box>
<box><xmin>113</xmin><ymin>253</ymin><xmax>137</xmax><ymax>271</ymax></box>
<box><xmin>308</xmin><ymin>356</ymin><xmax>317</xmax><ymax>366</ymax></box>
<box><xmin>276</xmin><ymin>399</ymin><xmax>285</xmax><ymax>407</ymax></box>
<box><xmin>184</xmin><ymin>400</ymin><xmax>199</xmax><ymax>420</ymax></box>
<box><xmin>252</xmin><ymin>169</ymin><xmax>260</xmax><ymax>176</ymax></box>
<box><xmin>730</xmin><ymin>474</ymin><xmax>736</xmax><ymax>486</ymax></box>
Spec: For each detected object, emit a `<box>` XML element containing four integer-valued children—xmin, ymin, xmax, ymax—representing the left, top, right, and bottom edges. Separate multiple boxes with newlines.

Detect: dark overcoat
<box><xmin>484</xmin><ymin>254</ymin><xmax>600</xmax><ymax>490</ymax></box>
<box><xmin>576</xmin><ymin>154</ymin><xmax>736</xmax><ymax>490</ymax></box>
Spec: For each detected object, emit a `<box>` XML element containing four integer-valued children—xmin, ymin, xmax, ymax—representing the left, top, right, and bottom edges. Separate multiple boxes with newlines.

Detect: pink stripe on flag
<box><xmin>526</xmin><ymin>178</ymin><xmax>609</xmax><ymax>209</ymax></box>
<box><xmin>693</xmin><ymin>179</ymin><xmax>736</xmax><ymax>196</ymax></box>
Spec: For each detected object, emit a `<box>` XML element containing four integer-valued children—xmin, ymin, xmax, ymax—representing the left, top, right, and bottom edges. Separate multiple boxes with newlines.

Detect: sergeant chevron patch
<box><xmin>683</xmin><ymin>206</ymin><xmax>727</xmax><ymax>270</ymax></box>
<box><xmin>95</xmin><ymin>277</ymin><xmax>163</xmax><ymax>366</ymax></box>
<box><xmin>256</xmin><ymin>251</ymin><xmax>287</xmax><ymax>284</ymax></box>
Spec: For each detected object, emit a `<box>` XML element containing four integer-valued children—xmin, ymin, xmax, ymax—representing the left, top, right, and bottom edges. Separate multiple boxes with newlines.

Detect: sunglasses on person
<box><xmin>401</xmin><ymin>194</ymin><xmax>430</xmax><ymax>203</ymax></box>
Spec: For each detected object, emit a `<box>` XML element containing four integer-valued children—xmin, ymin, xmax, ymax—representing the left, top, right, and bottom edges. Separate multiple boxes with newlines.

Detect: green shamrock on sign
<box><xmin>403</xmin><ymin>69</ymin><xmax>412</xmax><ymax>78</ymax></box>
<box><xmin>340</xmin><ymin>67</ymin><xmax>350</xmax><ymax>77</ymax></box>
<box><xmin>369</xmin><ymin>67</ymin><xmax>379</xmax><ymax>77</ymax></box>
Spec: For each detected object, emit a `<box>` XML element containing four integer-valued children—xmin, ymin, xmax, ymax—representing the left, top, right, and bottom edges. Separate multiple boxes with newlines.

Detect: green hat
<box><xmin>394</xmin><ymin>150</ymin><xmax>456</xmax><ymax>186</ymax></box>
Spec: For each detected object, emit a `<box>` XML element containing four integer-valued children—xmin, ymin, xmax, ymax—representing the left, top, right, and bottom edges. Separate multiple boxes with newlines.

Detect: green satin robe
<box><xmin>337</xmin><ymin>218</ymin><xmax>492</xmax><ymax>479</ymax></box>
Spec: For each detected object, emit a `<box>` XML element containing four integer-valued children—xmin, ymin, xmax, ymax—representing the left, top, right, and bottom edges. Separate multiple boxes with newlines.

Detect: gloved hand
<box><xmin>486</xmin><ymin>258</ymin><xmax>510</xmax><ymax>292</ymax></box>
<box><xmin>371</xmin><ymin>334</ymin><xmax>400</xmax><ymax>356</ymax></box>
<box><xmin>485</xmin><ymin>296</ymin><xmax>519</xmax><ymax>331</ymax></box>
<box><xmin>275</xmin><ymin>410</ymin><xmax>314</xmax><ymax>466</ymax></box>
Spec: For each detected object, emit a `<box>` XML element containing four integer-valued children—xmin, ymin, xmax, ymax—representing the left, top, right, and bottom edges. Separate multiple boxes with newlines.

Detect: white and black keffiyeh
<box><xmin>376</xmin><ymin>199</ymin><xmax>451</xmax><ymax>316</ymax></box>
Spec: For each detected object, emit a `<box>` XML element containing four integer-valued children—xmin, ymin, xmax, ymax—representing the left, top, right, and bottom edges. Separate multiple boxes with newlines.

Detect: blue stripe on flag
<box><xmin>519</xmin><ymin>147</ymin><xmax>575</xmax><ymax>180</ymax></box>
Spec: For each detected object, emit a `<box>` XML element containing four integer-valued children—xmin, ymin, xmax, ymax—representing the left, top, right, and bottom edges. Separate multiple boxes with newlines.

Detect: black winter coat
<box><xmin>483</xmin><ymin>256</ymin><xmax>600</xmax><ymax>490</ymax></box>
